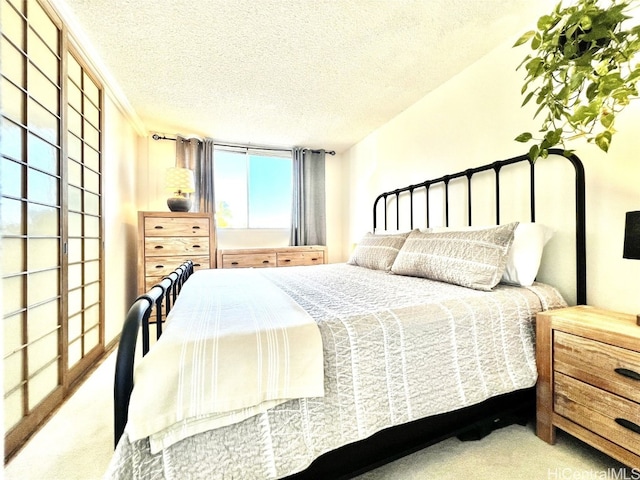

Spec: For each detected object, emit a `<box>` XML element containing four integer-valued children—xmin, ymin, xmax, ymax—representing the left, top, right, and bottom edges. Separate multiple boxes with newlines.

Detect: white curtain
<box><xmin>175</xmin><ymin>136</ymin><xmax>216</xmax><ymax>213</ymax></box>
<box><xmin>290</xmin><ymin>148</ymin><xmax>326</xmax><ymax>246</ymax></box>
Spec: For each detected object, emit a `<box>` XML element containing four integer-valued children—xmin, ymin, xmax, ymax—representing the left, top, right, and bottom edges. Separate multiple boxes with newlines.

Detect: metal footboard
<box><xmin>113</xmin><ymin>260</ymin><xmax>194</xmax><ymax>447</ymax></box>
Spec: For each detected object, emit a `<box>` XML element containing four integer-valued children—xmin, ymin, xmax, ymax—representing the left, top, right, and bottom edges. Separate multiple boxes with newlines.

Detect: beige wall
<box><xmin>341</xmin><ymin>36</ymin><xmax>640</xmax><ymax>314</ymax></box>
<box><xmin>102</xmin><ymin>96</ymin><xmax>142</xmax><ymax>344</ymax></box>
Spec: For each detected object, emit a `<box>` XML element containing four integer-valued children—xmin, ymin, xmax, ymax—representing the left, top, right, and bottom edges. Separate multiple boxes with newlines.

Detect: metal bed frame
<box><xmin>282</xmin><ymin>149</ymin><xmax>587</xmax><ymax>479</ymax></box>
<box><xmin>113</xmin><ymin>149</ymin><xmax>586</xmax><ymax>479</ymax></box>
<box><xmin>372</xmin><ymin>148</ymin><xmax>586</xmax><ymax>304</ymax></box>
<box><xmin>113</xmin><ymin>260</ymin><xmax>193</xmax><ymax>447</ymax></box>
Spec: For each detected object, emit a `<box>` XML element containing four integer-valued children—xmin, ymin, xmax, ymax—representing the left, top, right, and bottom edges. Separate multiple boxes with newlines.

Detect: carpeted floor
<box><xmin>4</xmin><ymin>350</ymin><xmax>630</xmax><ymax>480</ymax></box>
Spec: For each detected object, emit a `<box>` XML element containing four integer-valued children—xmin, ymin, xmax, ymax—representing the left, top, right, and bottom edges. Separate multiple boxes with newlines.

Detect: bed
<box><xmin>108</xmin><ymin>149</ymin><xmax>587</xmax><ymax>479</ymax></box>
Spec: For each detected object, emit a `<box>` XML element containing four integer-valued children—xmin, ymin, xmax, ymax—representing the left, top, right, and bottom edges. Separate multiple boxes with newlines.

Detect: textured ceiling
<box><xmin>54</xmin><ymin>0</ymin><xmax>555</xmax><ymax>152</ymax></box>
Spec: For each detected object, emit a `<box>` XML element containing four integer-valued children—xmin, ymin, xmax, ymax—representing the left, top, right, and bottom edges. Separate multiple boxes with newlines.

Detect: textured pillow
<box><xmin>430</xmin><ymin>223</ymin><xmax>553</xmax><ymax>286</ymax></box>
<box><xmin>391</xmin><ymin>223</ymin><xmax>518</xmax><ymax>290</ymax></box>
<box><xmin>347</xmin><ymin>231</ymin><xmax>411</xmax><ymax>271</ymax></box>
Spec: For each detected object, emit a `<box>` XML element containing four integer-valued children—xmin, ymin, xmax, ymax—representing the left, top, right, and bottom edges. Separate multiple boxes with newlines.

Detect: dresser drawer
<box><xmin>144</xmin><ymin>237</ymin><xmax>210</xmax><ymax>257</ymax></box>
<box><xmin>555</xmin><ymin>372</ymin><xmax>640</xmax><ymax>454</ymax></box>
<box><xmin>144</xmin><ymin>216</ymin><xmax>210</xmax><ymax>237</ymax></box>
<box><xmin>277</xmin><ymin>250</ymin><xmax>324</xmax><ymax>267</ymax></box>
<box><xmin>145</xmin><ymin>255</ymin><xmax>210</xmax><ymax>278</ymax></box>
<box><xmin>221</xmin><ymin>253</ymin><xmax>276</xmax><ymax>268</ymax></box>
<box><xmin>554</xmin><ymin>331</ymin><xmax>640</xmax><ymax>404</ymax></box>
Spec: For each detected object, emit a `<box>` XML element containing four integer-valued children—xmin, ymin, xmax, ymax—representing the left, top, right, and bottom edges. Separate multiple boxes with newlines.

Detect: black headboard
<box><xmin>372</xmin><ymin>149</ymin><xmax>586</xmax><ymax>305</ymax></box>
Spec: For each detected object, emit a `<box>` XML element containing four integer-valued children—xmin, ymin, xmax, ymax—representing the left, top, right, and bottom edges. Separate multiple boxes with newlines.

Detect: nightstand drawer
<box><xmin>222</xmin><ymin>253</ymin><xmax>277</xmax><ymax>268</ymax></box>
<box><xmin>277</xmin><ymin>250</ymin><xmax>324</xmax><ymax>267</ymax></box>
<box><xmin>554</xmin><ymin>331</ymin><xmax>640</xmax><ymax>404</ymax></box>
<box><xmin>555</xmin><ymin>372</ymin><xmax>640</xmax><ymax>454</ymax></box>
<box><xmin>144</xmin><ymin>216</ymin><xmax>210</xmax><ymax>237</ymax></box>
<box><xmin>144</xmin><ymin>237</ymin><xmax>210</xmax><ymax>257</ymax></box>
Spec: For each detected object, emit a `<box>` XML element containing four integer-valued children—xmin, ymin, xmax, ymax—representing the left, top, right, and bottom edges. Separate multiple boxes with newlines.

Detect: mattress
<box><xmin>106</xmin><ymin>263</ymin><xmax>566</xmax><ymax>479</ymax></box>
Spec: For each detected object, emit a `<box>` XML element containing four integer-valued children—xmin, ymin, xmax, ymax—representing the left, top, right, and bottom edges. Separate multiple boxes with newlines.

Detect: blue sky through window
<box><xmin>214</xmin><ymin>149</ymin><xmax>292</xmax><ymax>228</ymax></box>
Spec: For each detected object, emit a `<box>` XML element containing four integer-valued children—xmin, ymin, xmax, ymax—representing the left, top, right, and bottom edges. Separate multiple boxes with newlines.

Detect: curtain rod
<box><xmin>151</xmin><ymin>134</ymin><xmax>335</xmax><ymax>155</ymax></box>
<box><xmin>303</xmin><ymin>148</ymin><xmax>336</xmax><ymax>156</ymax></box>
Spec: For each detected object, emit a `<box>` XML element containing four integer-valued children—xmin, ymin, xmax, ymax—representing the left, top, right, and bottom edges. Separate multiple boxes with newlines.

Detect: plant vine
<box><xmin>514</xmin><ymin>0</ymin><xmax>640</xmax><ymax>160</ymax></box>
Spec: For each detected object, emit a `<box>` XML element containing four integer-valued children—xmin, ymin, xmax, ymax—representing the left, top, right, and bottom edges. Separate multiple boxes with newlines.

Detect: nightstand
<box><xmin>536</xmin><ymin>305</ymin><xmax>640</xmax><ymax>468</ymax></box>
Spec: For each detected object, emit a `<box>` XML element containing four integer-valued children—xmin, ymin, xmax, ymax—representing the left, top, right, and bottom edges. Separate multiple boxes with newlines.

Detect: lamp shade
<box><xmin>165</xmin><ymin>167</ymin><xmax>195</xmax><ymax>194</ymax></box>
<box><xmin>623</xmin><ymin>210</ymin><xmax>640</xmax><ymax>260</ymax></box>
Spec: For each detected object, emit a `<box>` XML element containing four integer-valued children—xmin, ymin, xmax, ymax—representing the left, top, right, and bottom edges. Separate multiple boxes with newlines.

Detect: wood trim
<box><xmin>59</xmin><ymin>1</ymin><xmax>70</xmax><ymax>393</ymax></box>
<box><xmin>4</xmin><ymin>386</ymin><xmax>65</xmax><ymax>460</ymax></box>
<box><xmin>5</xmin><ymin>343</ymin><xmax>115</xmax><ymax>462</ymax></box>
<box><xmin>535</xmin><ymin>310</ymin><xmax>556</xmax><ymax>444</ymax></box>
<box><xmin>553</xmin><ymin>414</ymin><xmax>640</xmax><ymax>468</ymax></box>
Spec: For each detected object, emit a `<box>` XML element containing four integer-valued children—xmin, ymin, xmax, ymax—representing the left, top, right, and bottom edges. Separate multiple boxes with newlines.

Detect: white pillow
<box><xmin>429</xmin><ymin>223</ymin><xmax>553</xmax><ymax>286</ymax></box>
<box><xmin>502</xmin><ymin>222</ymin><xmax>554</xmax><ymax>286</ymax></box>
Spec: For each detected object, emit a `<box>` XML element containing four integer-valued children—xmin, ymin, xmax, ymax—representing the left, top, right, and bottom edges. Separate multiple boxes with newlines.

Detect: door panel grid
<box><xmin>1</xmin><ymin>0</ymin><xmax>104</xmax><ymax>460</ymax></box>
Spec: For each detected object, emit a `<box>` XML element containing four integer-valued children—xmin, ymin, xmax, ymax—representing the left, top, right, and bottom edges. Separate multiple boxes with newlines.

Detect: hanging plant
<box><xmin>513</xmin><ymin>0</ymin><xmax>640</xmax><ymax>160</ymax></box>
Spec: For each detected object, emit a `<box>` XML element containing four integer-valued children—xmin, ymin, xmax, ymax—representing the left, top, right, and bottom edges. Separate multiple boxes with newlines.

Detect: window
<box><xmin>214</xmin><ymin>148</ymin><xmax>292</xmax><ymax>229</ymax></box>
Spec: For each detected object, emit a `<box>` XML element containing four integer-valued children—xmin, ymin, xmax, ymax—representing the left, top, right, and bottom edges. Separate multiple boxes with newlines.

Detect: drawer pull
<box><xmin>614</xmin><ymin>368</ymin><xmax>640</xmax><ymax>381</ymax></box>
<box><xmin>154</xmin><ymin>225</ymin><xmax>164</xmax><ymax>229</ymax></box>
<box><xmin>284</xmin><ymin>259</ymin><xmax>291</xmax><ymax>263</ymax></box>
<box><xmin>192</xmin><ymin>225</ymin><xmax>201</xmax><ymax>230</ymax></box>
<box><xmin>193</xmin><ymin>263</ymin><xmax>201</xmax><ymax>267</ymax></box>
<box><xmin>231</xmin><ymin>262</ymin><xmax>239</xmax><ymax>265</ymax></box>
<box><xmin>262</xmin><ymin>260</ymin><xmax>270</xmax><ymax>264</ymax></box>
<box><xmin>193</xmin><ymin>245</ymin><xmax>201</xmax><ymax>248</ymax></box>
<box><xmin>155</xmin><ymin>265</ymin><xmax>164</xmax><ymax>269</ymax></box>
<box><xmin>154</xmin><ymin>245</ymin><xmax>164</xmax><ymax>249</ymax></box>
<box><xmin>615</xmin><ymin>418</ymin><xmax>640</xmax><ymax>435</ymax></box>
<box><xmin>311</xmin><ymin>258</ymin><xmax>318</xmax><ymax>261</ymax></box>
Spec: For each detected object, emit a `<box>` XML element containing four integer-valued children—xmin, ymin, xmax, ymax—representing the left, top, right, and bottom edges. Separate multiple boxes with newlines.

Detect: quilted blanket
<box><xmin>107</xmin><ymin>263</ymin><xmax>566</xmax><ymax>479</ymax></box>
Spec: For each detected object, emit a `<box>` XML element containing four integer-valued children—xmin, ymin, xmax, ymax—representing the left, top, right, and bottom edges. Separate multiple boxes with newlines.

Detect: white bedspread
<box><xmin>108</xmin><ymin>263</ymin><xmax>567</xmax><ymax>480</ymax></box>
<box><xmin>126</xmin><ymin>268</ymin><xmax>324</xmax><ymax>453</ymax></box>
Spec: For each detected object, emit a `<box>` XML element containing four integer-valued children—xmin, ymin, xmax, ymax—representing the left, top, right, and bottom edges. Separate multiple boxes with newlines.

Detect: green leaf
<box><xmin>537</xmin><ymin>15</ymin><xmax>556</xmax><ymax>31</ymax></box>
<box><xmin>545</xmin><ymin>128</ymin><xmax>563</xmax><ymax>146</ymax></box>
<box><xmin>601</xmin><ymin>110</ymin><xmax>615</xmax><ymax>128</ymax></box>
<box><xmin>531</xmin><ymin>33</ymin><xmax>543</xmax><ymax>50</ymax></box>
<box><xmin>515</xmin><ymin>132</ymin><xmax>533</xmax><ymax>142</ymax></box>
<box><xmin>514</xmin><ymin>31</ymin><xmax>536</xmax><ymax>47</ymax></box>
<box><xmin>586</xmin><ymin>82</ymin><xmax>598</xmax><ymax>101</ymax></box>
<box><xmin>521</xmin><ymin>91</ymin><xmax>535</xmax><ymax>107</ymax></box>
<box><xmin>528</xmin><ymin>144</ymin><xmax>541</xmax><ymax>162</ymax></box>
<box><xmin>626</xmin><ymin>65</ymin><xmax>640</xmax><ymax>83</ymax></box>
<box><xmin>595</xmin><ymin>130</ymin><xmax>612</xmax><ymax>152</ymax></box>
<box><xmin>580</xmin><ymin>15</ymin><xmax>593</xmax><ymax>31</ymax></box>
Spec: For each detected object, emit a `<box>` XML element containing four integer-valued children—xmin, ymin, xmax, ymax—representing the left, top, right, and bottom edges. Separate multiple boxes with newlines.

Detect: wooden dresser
<box><xmin>138</xmin><ymin>211</ymin><xmax>216</xmax><ymax>294</ymax></box>
<box><xmin>217</xmin><ymin>246</ymin><xmax>327</xmax><ymax>269</ymax></box>
<box><xmin>536</xmin><ymin>305</ymin><xmax>640</xmax><ymax>468</ymax></box>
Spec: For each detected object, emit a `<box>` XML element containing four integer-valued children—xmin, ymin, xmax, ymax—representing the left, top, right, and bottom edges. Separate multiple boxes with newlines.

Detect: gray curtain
<box><xmin>175</xmin><ymin>136</ymin><xmax>216</xmax><ymax>213</ymax></box>
<box><xmin>290</xmin><ymin>148</ymin><xmax>326</xmax><ymax>246</ymax></box>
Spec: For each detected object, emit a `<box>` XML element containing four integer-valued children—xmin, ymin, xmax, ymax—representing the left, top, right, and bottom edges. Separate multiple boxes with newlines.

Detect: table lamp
<box><xmin>623</xmin><ymin>210</ymin><xmax>640</xmax><ymax>325</ymax></box>
<box><xmin>165</xmin><ymin>167</ymin><xmax>195</xmax><ymax>212</ymax></box>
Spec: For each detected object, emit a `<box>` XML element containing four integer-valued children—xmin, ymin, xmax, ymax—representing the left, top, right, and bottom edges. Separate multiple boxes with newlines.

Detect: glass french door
<box><xmin>1</xmin><ymin>0</ymin><xmax>104</xmax><ymax>460</ymax></box>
